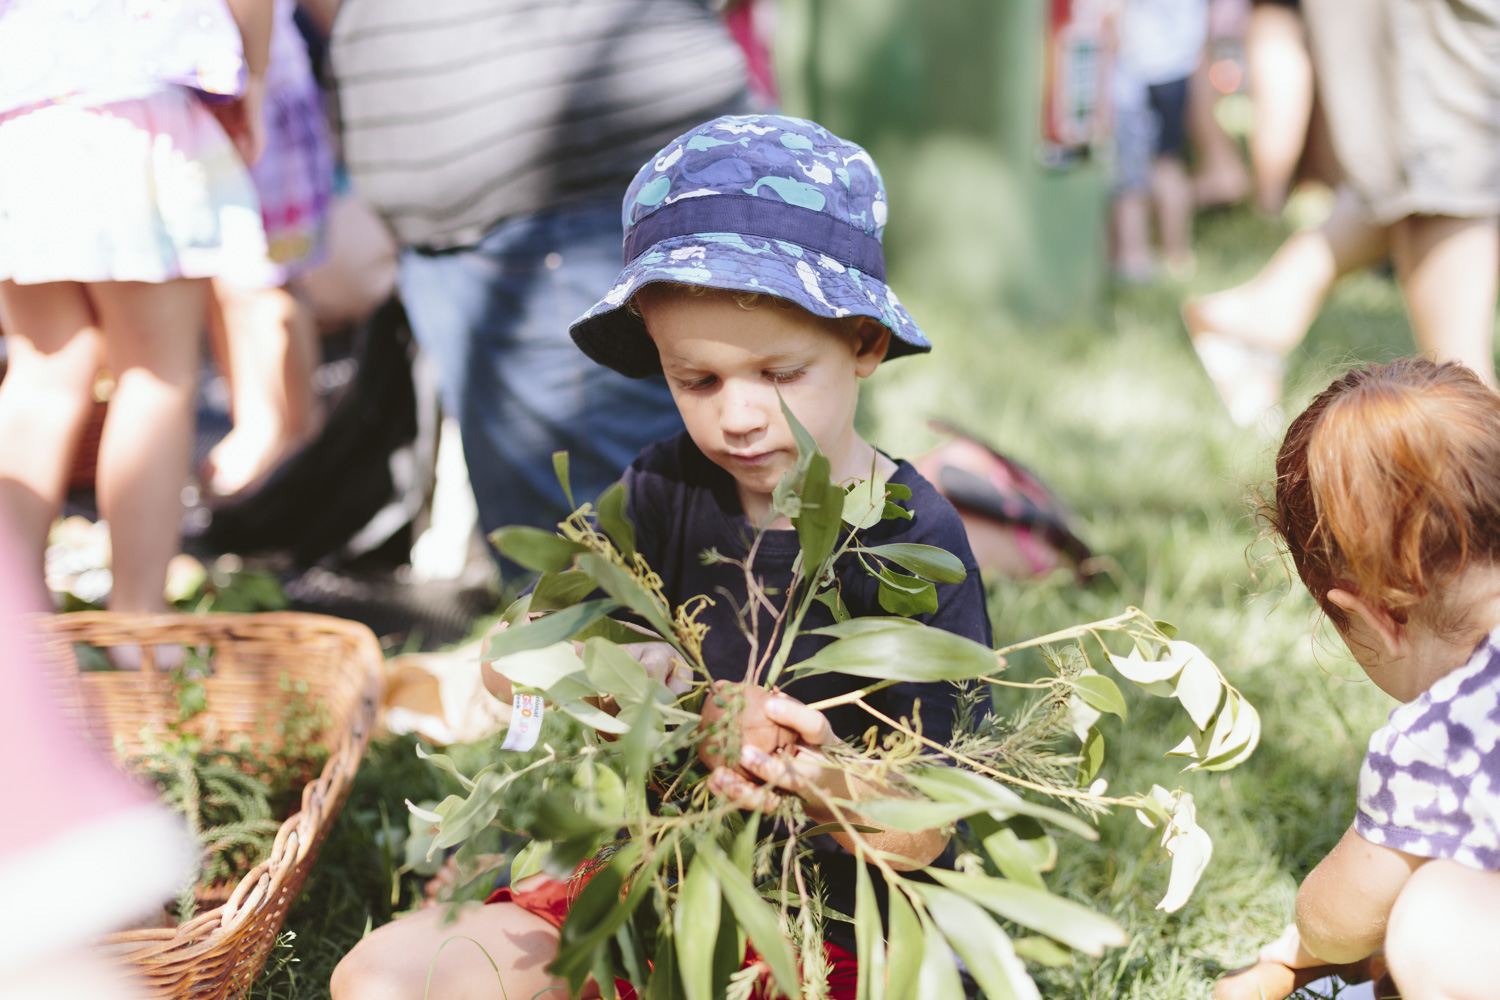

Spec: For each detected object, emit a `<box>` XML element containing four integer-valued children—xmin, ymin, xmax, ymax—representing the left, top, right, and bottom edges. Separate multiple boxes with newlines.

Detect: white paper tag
<box><xmin>501</xmin><ymin>692</ymin><xmax>544</xmax><ymax>751</ymax></box>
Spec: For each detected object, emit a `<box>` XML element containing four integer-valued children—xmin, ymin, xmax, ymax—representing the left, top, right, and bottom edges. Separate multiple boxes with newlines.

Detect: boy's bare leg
<box><xmin>1152</xmin><ymin>154</ymin><xmax>1197</xmax><ymax>276</ymax></box>
<box><xmin>330</xmin><ymin>898</ymin><xmax>587</xmax><ymax>1000</ymax></box>
<box><xmin>0</xmin><ymin>281</ymin><xmax>102</xmax><ymax>579</ymax></box>
<box><xmin>1184</xmin><ymin>185</ymin><xmax>1389</xmax><ymax>356</ymax></box>
<box><xmin>1189</xmin><ymin>58</ymin><xmax>1249</xmax><ymax>208</ymax></box>
<box><xmin>1247</xmin><ymin>2</ymin><xmax>1314</xmax><ymax>215</ymax></box>
<box><xmin>1391</xmin><ymin>214</ymin><xmax>1499</xmax><ymax>388</ymax></box>
<box><xmin>1385</xmin><ymin>860</ymin><xmax>1500</xmax><ymax>1000</ymax></box>
<box><xmin>1112</xmin><ymin>191</ymin><xmax>1155</xmax><ymax>281</ymax></box>
<box><xmin>90</xmin><ymin>279</ymin><xmax>205</xmax><ymax>613</ymax></box>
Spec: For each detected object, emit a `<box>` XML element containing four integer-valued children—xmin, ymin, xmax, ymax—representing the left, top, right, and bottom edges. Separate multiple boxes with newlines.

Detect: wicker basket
<box><xmin>36</xmin><ymin>612</ymin><xmax>384</xmax><ymax>1000</ymax></box>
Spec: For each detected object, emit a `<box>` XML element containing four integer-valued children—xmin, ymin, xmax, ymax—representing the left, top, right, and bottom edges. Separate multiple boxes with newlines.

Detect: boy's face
<box><xmin>638</xmin><ymin>289</ymin><xmax>889</xmax><ymax>514</ymax></box>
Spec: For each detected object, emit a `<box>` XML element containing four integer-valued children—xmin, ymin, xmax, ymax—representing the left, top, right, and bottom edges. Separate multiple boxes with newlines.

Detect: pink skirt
<box><xmin>0</xmin><ymin>86</ymin><xmax>268</xmax><ymax>285</ymax></box>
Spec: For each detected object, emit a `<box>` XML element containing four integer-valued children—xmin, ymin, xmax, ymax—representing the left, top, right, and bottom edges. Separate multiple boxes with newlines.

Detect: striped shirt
<box><xmin>329</xmin><ymin>0</ymin><xmax>749</xmax><ymax>248</ymax></box>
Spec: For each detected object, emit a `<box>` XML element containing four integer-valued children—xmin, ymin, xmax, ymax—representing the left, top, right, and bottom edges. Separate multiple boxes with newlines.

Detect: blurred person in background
<box><xmin>203</xmin><ymin>0</ymin><xmax>336</xmax><ymax>501</ymax></box>
<box><xmin>1184</xmin><ymin>0</ymin><xmax>1500</xmax><ymax>428</ymax></box>
<box><xmin>1245</xmin><ymin>0</ymin><xmax>1314</xmax><ymax>216</ymax></box>
<box><xmin>0</xmin><ymin>0</ymin><xmax>273</xmax><ymax>614</ymax></box>
<box><xmin>1188</xmin><ymin>0</ymin><xmax>1252</xmax><ymax>210</ymax></box>
<box><xmin>328</xmin><ymin>0</ymin><xmax>751</xmax><ymax>582</ymax></box>
<box><xmin>1109</xmin><ymin>0</ymin><xmax>1210</xmax><ymax>282</ymax></box>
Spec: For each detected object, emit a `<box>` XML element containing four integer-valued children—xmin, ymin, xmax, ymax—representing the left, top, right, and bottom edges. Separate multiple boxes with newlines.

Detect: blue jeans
<box><xmin>399</xmin><ymin>198</ymin><xmax>683</xmax><ymax>568</ymax></box>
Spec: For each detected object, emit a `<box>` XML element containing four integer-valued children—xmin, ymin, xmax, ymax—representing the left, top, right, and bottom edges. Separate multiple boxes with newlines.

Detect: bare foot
<box><xmin>1182</xmin><ymin>298</ymin><xmax>1287</xmax><ymax>428</ymax></box>
<box><xmin>201</xmin><ymin>416</ymin><xmax>322</xmax><ymax>500</ymax></box>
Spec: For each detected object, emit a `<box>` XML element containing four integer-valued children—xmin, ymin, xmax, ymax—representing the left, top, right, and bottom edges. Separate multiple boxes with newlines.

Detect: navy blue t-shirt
<box><xmin>623</xmin><ymin>431</ymin><xmax>992</xmax><ymax>947</ymax></box>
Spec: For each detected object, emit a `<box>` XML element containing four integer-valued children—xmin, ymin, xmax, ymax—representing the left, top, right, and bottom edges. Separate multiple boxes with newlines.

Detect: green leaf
<box><xmin>978</xmin><ymin>824</ymin><xmax>1050</xmax><ymax>890</ymax></box>
<box><xmin>925</xmin><ymin>869</ymin><xmax>1127</xmax><ymax>956</ymax></box>
<box><xmin>1078</xmin><ymin>726</ymin><xmax>1105</xmax><ymax>783</ymax></box>
<box><xmin>575</xmin><ymin>615</ymin><xmax>665</xmax><ymax>646</ymax></box>
<box><xmin>1154</xmin><ymin>619</ymin><xmax>1178</xmax><ymax>639</ymax></box>
<box><xmin>482</xmin><ymin>599</ymin><xmax>620</xmax><ymax>661</ymax></box>
<box><xmin>917</xmin><ymin>913</ymin><xmax>967</xmax><ymax>999</ymax></box>
<box><xmin>530</xmin><ymin>570</ymin><xmax>598</xmax><ymax>611</ymax></box>
<box><xmin>510</xmin><ymin>839</ymin><xmax>547</xmax><ymax>883</ymax></box>
<box><xmin>875</xmin><ymin>568</ymin><xmax>938</xmax><ymax>617</ymax></box>
<box><xmin>415</xmin><ymin>744</ymin><xmax>492</xmax><ymax>793</ymax></box>
<box><xmin>1191</xmin><ymin>693</ymin><xmax>1261</xmax><ymax>771</ymax></box>
<box><xmin>1011</xmin><ymin>936</ymin><xmax>1074</xmax><ymax>967</ymax></box>
<box><xmin>553</xmin><ymin>451</ymin><xmax>574</xmax><ymax>509</ymax></box>
<box><xmin>813</xmin><ymin>587</ymin><xmax>851</xmax><ymax>623</ymax></box>
<box><xmin>778</xmin><ymin>388</ymin><xmax>818</xmax><ymax>472</ymax></box>
<box><xmin>849</xmin><ymin>797</ymin><xmax>975</xmax><ymax>832</ymax></box>
<box><xmin>864</xmin><ymin>542</ymin><xmax>967</xmax><ymax>584</ymax></box>
<box><xmin>554</xmin><ymin>698</ymin><xmax>631</xmax><ymax>735</ymax></box>
<box><xmin>842</xmin><ymin>475</ymin><xmax>888</xmax><ymax>530</ymax></box>
<box><xmin>904</xmin><ymin>768</ymin><xmax>1098</xmax><ymax>840</ymax></box>
<box><xmin>576</xmin><ymin>554</ymin><xmax>678</xmax><ymax>644</ymax></box>
<box><xmin>918</xmin><ymin>884</ymin><xmax>1039</xmax><ymax>1000</ymax></box>
<box><xmin>582</xmin><ymin>637</ymin><xmax>653</xmax><ymax>703</ymax></box>
<box><xmin>1073</xmin><ymin>673</ymin><xmax>1128</xmax><ymax>720</ymax></box>
<box><xmin>675</xmin><ymin>857</ymin><xmax>720</xmax><ymax>1000</ymax></box>
<box><xmin>1172</xmin><ymin>649</ymin><xmax>1224</xmax><ymax>731</ymax></box>
<box><xmin>855</xmin><ymin>861</ymin><xmax>886</xmax><ymax>1000</ymax></box>
<box><xmin>792</xmin><ymin>626</ymin><xmax>999</xmax><ymax>682</ymax></box>
<box><xmin>881</xmin><ymin>501</ymin><xmax>914</xmax><ymax>522</ymax></box>
<box><xmin>796</xmin><ymin>453</ymin><xmax>842</xmax><ymax>571</ymax></box>
<box><xmin>884</xmin><ymin>886</ymin><xmax>923</xmax><ymax>1000</ymax></box>
<box><xmin>490</xmin><ymin>525</ymin><xmax>588</xmax><ymax>574</ymax></box>
<box><xmin>596</xmin><ymin>481</ymin><xmax>637</xmax><ymax>560</ymax></box>
<box><xmin>430</xmin><ymin>771</ymin><xmax>509</xmax><ymax>853</ymax></box>
<box><xmin>731</xmin><ymin>813</ymin><xmax>760</xmax><ymax>877</ymax></box>
<box><xmin>488</xmin><ymin>643</ymin><xmax>594</xmax><ymax>702</ymax></box>
<box><xmin>694</xmin><ymin>844</ymin><xmax>799</xmax><ymax>996</ymax></box>
<box><xmin>806</xmin><ymin>616</ymin><xmax>921</xmax><ymax>638</ymax></box>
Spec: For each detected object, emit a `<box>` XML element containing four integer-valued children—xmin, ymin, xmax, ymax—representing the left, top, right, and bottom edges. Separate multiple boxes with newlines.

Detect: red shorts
<box><xmin>487</xmin><ymin>873</ymin><xmax>858</xmax><ymax>1000</ymax></box>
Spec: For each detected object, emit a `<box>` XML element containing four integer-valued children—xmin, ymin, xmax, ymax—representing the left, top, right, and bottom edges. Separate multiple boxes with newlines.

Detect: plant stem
<box><xmin>805</xmin><ymin>680</ymin><xmax>897</xmax><ymax>712</ymax></box>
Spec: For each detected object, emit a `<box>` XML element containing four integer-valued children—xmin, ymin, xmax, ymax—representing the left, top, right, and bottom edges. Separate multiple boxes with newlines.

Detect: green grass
<box><xmin>252</xmin><ymin>206</ymin><xmax>1437</xmax><ymax>998</ymax></box>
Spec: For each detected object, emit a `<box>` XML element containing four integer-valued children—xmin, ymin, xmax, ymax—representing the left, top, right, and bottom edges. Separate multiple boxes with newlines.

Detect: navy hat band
<box><xmin>622</xmin><ymin>194</ymin><xmax>887</xmax><ymax>281</ymax></box>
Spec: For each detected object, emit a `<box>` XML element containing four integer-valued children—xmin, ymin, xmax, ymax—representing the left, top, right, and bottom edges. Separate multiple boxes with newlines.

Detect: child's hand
<box><xmin>209</xmin><ymin>73</ymin><xmax>267</xmax><ymax>164</ymax></box>
<box><xmin>616</xmin><ymin>641</ymin><xmax>694</xmax><ymax>695</ymax></box>
<box><xmin>706</xmin><ymin>691</ymin><xmax>843</xmax><ymax>815</ymax></box>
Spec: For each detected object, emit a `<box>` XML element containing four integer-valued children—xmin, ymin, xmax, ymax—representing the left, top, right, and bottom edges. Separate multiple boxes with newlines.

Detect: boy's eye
<box><xmin>678</xmin><ymin>374</ymin><xmax>717</xmax><ymax>390</ymax></box>
<box><xmin>765</xmin><ymin>368</ymin><xmax>806</xmax><ymax>384</ymax></box>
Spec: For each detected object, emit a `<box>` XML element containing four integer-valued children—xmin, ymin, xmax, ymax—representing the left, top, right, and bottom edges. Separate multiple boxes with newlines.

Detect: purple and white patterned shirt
<box><xmin>1356</xmin><ymin>626</ymin><xmax>1500</xmax><ymax>869</ymax></box>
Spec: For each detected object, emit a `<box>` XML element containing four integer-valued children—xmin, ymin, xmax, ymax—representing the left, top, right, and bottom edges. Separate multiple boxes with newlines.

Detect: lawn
<box><xmin>251</xmin><ymin>205</ymin><xmax>1429</xmax><ymax>999</ymax></box>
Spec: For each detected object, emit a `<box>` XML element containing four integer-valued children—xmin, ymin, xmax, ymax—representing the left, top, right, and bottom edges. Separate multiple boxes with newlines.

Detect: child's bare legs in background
<box><xmin>1188</xmin><ymin>56</ymin><xmax>1250</xmax><ymax>208</ymax></box>
<box><xmin>1153</xmin><ymin>154</ymin><xmax>1197</xmax><ymax>277</ymax></box>
<box><xmin>1385</xmin><ymin>861</ymin><xmax>1500</xmax><ymax>1000</ymax></box>
<box><xmin>1247</xmin><ymin>1</ymin><xmax>1314</xmax><ymax>215</ymax></box>
<box><xmin>204</xmin><ymin>279</ymin><xmax>324</xmax><ymax>497</ymax></box>
<box><xmin>1111</xmin><ymin>190</ymin><xmax>1156</xmax><ymax>282</ymax></box>
<box><xmin>0</xmin><ymin>278</ymin><xmax>204</xmax><ymax>612</ymax></box>
<box><xmin>0</xmin><ymin>281</ymin><xmax>103</xmax><ymax>578</ymax></box>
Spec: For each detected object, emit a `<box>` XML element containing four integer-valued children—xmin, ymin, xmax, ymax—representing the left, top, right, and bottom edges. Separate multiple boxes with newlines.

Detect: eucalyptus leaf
<box><xmin>1078</xmin><ymin>726</ymin><xmax>1105</xmax><ymax>783</ymax></box>
<box><xmin>1192</xmin><ymin>695</ymin><xmax>1261</xmax><ymax>771</ymax></box>
<box><xmin>482</xmin><ymin>599</ymin><xmax>619</xmax><ymax>661</ymax></box>
<box><xmin>864</xmin><ymin>542</ymin><xmax>967</xmax><ymax>584</ymax></box>
<box><xmin>796</xmin><ymin>453</ymin><xmax>842</xmax><ymax>571</ymax></box>
<box><xmin>694</xmin><ymin>844</ymin><xmax>798</xmax><ymax>995</ymax></box>
<box><xmin>904</xmin><ymin>767</ymin><xmax>1099</xmax><ymax>840</ymax></box>
<box><xmin>430</xmin><ymin>770</ymin><xmax>509</xmax><ymax>854</ymax></box>
<box><xmin>842</xmin><ymin>475</ymin><xmax>887</xmax><ymax>530</ymax></box>
<box><xmin>777</xmin><ymin>389</ymin><xmax>818</xmax><ymax>473</ymax></box>
<box><xmin>918</xmin><ymin>884</ymin><xmax>1040</xmax><ymax>1000</ymax></box>
<box><xmin>555</xmin><ymin>698</ymin><xmax>631</xmax><ymax>735</ymax></box>
<box><xmin>925</xmin><ymin>869</ymin><xmax>1127</xmax><ymax>955</ymax></box>
<box><xmin>876</xmin><ymin>568</ymin><xmax>938</xmax><ymax>617</ymax></box>
<box><xmin>510</xmin><ymin>839</ymin><xmax>547</xmax><ymax>883</ymax></box>
<box><xmin>1073</xmin><ymin>673</ymin><xmax>1128</xmax><ymax>720</ymax></box>
<box><xmin>1011</xmin><ymin>936</ymin><xmax>1073</xmax><ymax>967</ymax></box>
<box><xmin>884</xmin><ymin>886</ymin><xmax>923</xmax><ymax>1000</ymax></box>
<box><xmin>980</xmin><ymin>826</ymin><xmax>1049</xmax><ymax>890</ymax></box>
<box><xmin>813</xmin><ymin>588</ymin><xmax>851</xmax><ymax>623</ymax></box>
<box><xmin>576</xmin><ymin>554</ymin><xmax>678</xmax><ymax>643</ymax></box>
<box><xmin>917</xmin><ymin>914</ymin><xmax>966</xmax><ymax>999</ymax></box>
<box><xmin>531</xmin><ymin>570</ymin><xmax>598</xmax><ymax>611</ymax></box>
<box><xmin>792</xmin><ymin>626</ymin><xmax>999</xmax><ymax>682</ymax></box>
<box><xmin>415</xmin><ymin>744</ymin><xmax>491</xmax><ymax>793</ymax></box>
<box><xmin>582</xmin><ymin>637</ymin><xmax>653</xmax><ymax>703</ymax></box>
<box><xmin>552</xmin><ymin>451</ymin><xmax>574</xmax><ymax>508</ymax></box>
<box><xmin>855</xmin><ymin>861</ymin><xmax>885</xmax><ymax>1000</ymax></box>
<box><xmin>490</xmin><ymin>525</ymin><xmax>587</xmax><ymax>574</ymax></box>
<box><xmin>596</xmin><ymin>481</ymin><xmax>637</xmax><ymax>560</ymax></box>
<box><xmin>1172</xmin><ymin>652</ymin><xmax>1224</xmax><ymax>731</ymax></box>
<box><xmin>674</xmin><ymin>857</ymin><xmax>720</xmax><ymax>1000</ymax></box>
<box><xmin>806</xmin><ymin>616</ymin><xmax>921</xmax><ymax>638</ymax></box>
<box><xmin>489</xmin><ymin>643</ymin><xmax>593</xmax><ymax>702</ymax></box>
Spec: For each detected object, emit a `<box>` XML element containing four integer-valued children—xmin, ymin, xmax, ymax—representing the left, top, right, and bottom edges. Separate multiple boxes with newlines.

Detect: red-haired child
<box><xmin>1257</xmin><ymin>358</ymin><xmax>1500</xmax><ymax>999</ymax></box>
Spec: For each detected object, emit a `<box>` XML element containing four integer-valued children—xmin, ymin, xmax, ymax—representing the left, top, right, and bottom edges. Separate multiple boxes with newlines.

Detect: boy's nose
<box><xmin>718</xmin><ymin>380</ymin><xmax>771</xmax><ymax>440</ymax></box>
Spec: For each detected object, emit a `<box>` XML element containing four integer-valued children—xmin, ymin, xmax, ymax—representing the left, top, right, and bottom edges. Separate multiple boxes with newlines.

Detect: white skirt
<box><xmin>0</xmin><ymin>86</ymin><xmax>268</xmax><ymax>285</ymax></box>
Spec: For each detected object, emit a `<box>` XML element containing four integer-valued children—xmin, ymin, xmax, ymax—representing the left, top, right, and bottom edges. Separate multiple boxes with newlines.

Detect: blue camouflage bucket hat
<box><xmin>570</xmin><ymin>115</ymin><xmax>931</xmax><ymax>378</ymax></box>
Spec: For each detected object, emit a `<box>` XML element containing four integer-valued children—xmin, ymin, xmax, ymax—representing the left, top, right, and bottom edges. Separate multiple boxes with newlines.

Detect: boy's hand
<box><xmin>706</xmin><ymin>691</ymin><xmax>845</xmax><ymax>815</ymax></box>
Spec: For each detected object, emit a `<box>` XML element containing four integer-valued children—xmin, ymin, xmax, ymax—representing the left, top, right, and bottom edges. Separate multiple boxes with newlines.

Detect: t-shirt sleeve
<box><xmin>1355</xmin><ymin>726</ymin><xmax>1500</xmax><ymax>869</ymax></box>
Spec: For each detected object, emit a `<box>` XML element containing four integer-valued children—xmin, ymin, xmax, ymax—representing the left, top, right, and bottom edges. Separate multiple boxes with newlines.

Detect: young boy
<box><xmin>331</xmin><ymin>115</ymin><xmax>990</xmax><ymax>1000</ymax></box>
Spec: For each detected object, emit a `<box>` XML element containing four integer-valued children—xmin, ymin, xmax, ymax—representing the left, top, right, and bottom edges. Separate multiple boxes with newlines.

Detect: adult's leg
<box><xmin>89</xmin><ymin>279</ymin><xmax>206</xmax><ymax>613</ymax></box>
<box><xmin>1390</xmin><ymin>214</ymin><xmax>1499</xmax><ymax>388</ymax></box>
<box><xmin>330</xmin><ymin>899</ymin><xmax>581</xmax><ymax>1000</ymax></box>
<box><xmin>203</xmin><ymin>280</ymin><xmax>324</xmax><ymax>496</ymax></box>
<box><xmin>0</xmin><ymin>281</ymin><xmax>103</xmax><ymax>580</ymax></box>
<box><xmin>1188</xmin><ymin>55</ymin><xmax>1250</xmax><ymax>208</ymax></box>
<box><xmin>1384</xmin><ymin>859</ymin><xmax>1500</xmax><ymax>1000</ymax></box>
<box><xmin>1185</xmin><ymin>184</ymin><xmax>1389</xmax><ymax>356</ymax></box>
<box><xmin>398</xmin><ymin>199</ymin><xmax>683</xmax><ymax>570</ymax></box>
<box><xmin>1247</xmin><ymin>2</ymin><xmax>1315</xmax><ymax>215</ymax></box>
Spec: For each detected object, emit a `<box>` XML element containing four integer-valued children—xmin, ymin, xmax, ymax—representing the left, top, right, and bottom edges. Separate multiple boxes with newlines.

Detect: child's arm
<box><xmin>707</xmin><ymin>692</ymin><xmax>950</xmax><ymax>871</ymax></box>
<box><xmin>1280</xmin><ymin>825</ymin><xmax>1426</xmax><ymax>965</ymax></box>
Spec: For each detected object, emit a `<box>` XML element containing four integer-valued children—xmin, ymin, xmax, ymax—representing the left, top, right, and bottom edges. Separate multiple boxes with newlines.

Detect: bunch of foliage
<box><xmin>414</xmin><ymin>404</ymin><xmax>1261</xmax><ymax>1000</ymax></box>
<box><xmin>128</xmin><ymin>663</ymin><xmax>331</xmax><ymax>921</ymax></box>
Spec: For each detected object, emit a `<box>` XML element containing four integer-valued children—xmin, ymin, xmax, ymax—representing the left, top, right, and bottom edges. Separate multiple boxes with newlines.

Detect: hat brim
<box><xmin>570</xmin><ymin>232</ymin><xmax>931</xmax><ymax>379</ymax></box>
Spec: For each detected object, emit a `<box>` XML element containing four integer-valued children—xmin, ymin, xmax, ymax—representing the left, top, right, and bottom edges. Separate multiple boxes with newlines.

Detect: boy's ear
<box><xmin>854</xmin><ymin>321</ymin><xmax>891</xmax><ymax>377</ymax></box>
<box><xmin>1326</xmin><ymin>588</ymin><xmax>1406</xmax><ymax>657</ymax></box>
